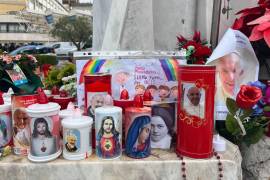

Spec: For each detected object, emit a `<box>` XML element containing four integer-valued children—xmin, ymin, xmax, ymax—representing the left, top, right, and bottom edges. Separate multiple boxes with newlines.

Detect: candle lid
<box><xmin>95</xmin><ymin>106</ymin><xmax>122</xmax><ymax>114</ymax></box>
<box><xmin>133</xmin><ymin>94</ymin><xmax>144</xmax><ymax>108</ymax></box>
<box><xmin>62</xmin><ymin>109</ymin><xmax>93</xmax><ymax>128</ymax></box>
<box><xmin>143</xmin><ymin>89</ymin><xmax>153</xmax><ymax>101</ymax></box>
<box><xmin>27</xmin><ymin>102</ymin><xmax>60</xmax><ymax>114</ymax></box>
<box><xmin>59</xmin><ymin>102</ymin><xmax>77</xmax><ymax>118</ymax></box>
<box><xmin>37</xmin><ymin>88</ymin><xmax>49</xmax><ymax>104</ymax></box>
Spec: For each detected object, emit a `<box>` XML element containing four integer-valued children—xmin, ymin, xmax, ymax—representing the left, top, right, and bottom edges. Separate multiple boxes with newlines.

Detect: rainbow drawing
<box><xmin>159</xmin><ymin>58</ymin><xmax>178</xmax><ymax>81</ymax></box>
<box><xmin>79</xmin><ymin>58</ymin><xmax>107</xmax><ymax>84</ymax></box>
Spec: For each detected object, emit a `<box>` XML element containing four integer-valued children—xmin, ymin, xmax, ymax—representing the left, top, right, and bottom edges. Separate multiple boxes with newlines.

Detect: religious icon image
<box><xmin>87</xmin><ymin>93</ymin><xmax>106</xmax><ymax>120</ymax></box>
<box><xmin>182</xmin><ymin>83</ymin><xmax>205</xmax><ymax>119</ymax></box>
<box><xmin>31</xmin><ymin>117</ymin><xmax>56</xmax><ymax>156</ymax></box>
<box><xmin>0</xmin><ymin>118</ymin><xmax>7</xmax><ymax>147</ymax></box>
<box><xmin>65</xmin><ymin>130</ymin><xmax>80</xmax><ymax>153</ymax></box>
<box><xmin>13</xmin><ymin>108</ymin><xmax>31</xmax><ymax>147</ymax></box>
<box><xmin>125</xmin><ymin>115</ymin><xmax>151</xmax><ymax>158</ymax></box>
<box><xmin>151</xmin><ymin>105</ymin><xmax>175</xmax><ymax>149</ymax></box>
<box><xmin>96</xmin><ymin>116</ymin><xmax>121</xmax><ymax>159</ymax></box>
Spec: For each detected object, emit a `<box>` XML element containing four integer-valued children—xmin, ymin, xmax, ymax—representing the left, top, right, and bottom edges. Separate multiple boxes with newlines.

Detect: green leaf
<box><xmin>243</xmin><ymin>126</ymin><xmax>264</xmax><ymax>146</ymax></box>
<box><xmin>225</xmin><ymin>113</ymin><xmax>240</xmax><ymax>134</ymax></box>
<box><xmin>263</xmin><ymin>106</ymin><xmax>270</xmax><ymax>112</ymax></box>
<box><xmin>226</xmin><ymin>98</ymin><xmax>239</xmax><ymax>114</ymax></box>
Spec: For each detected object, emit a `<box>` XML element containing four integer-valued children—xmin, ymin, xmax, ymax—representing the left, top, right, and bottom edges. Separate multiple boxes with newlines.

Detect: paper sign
<box><xmin>76</xmin><ymin>58</ymin><xmax>180</xmax><ymax>108</ymax></box>
<box><xmin>206</xmin><ymin>28</ymin><xmax>259</xmax><ymax>120</ymax></box>
<box><xmin>5</xmin><ymin>64</ymin><xmax>28</xmax><ymax>86</ymax></box>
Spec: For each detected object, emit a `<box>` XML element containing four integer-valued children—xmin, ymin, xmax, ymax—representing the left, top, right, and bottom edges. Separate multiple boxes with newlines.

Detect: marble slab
<box><xmin>0</xmin><ymin>138</ymin><xmax>242</xmax><ymax>180</ymax></box>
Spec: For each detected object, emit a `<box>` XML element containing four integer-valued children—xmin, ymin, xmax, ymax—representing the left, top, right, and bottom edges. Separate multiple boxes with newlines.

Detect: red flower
<box><xmin>177</xmin><ymin>31</ymin><xmax>211</xmax><ymax>64</ymax></box>
<box><xmin>193</xmin><ymin>46</ymin><xmax>212</xmax><ymax>58</ymax></box>
<box><xmin>236</xmin><ymin>85</ymin><xmax>262</xmax><ymax>109</ymax></box>
<box><xmin>192</xmin><ymin>31</ymin><xmax>201</xmax><ymax>42</ymax></box>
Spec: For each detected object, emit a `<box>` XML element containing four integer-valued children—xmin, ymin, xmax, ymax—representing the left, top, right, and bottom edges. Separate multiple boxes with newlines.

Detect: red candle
<box><xmin>177</xmin><ymin>65</ymin><xmax>216</xmax><ymax>159</ymax></box>
<box><xmin>84</xmin><ymin>73</ymin><xmax>112</xmax><ymax>149</ymax></box>
<box><xmin>113</xmin><ymin>89</ymin><xmax>134</xmax><ymax>148</ymax></box>
<box><xmin>84</xmin><ymin>73</ymin><xmax>112</xmax><ymax>114</ymax></box>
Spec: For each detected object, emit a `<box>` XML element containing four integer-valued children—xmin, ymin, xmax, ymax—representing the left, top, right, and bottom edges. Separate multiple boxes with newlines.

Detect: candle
<box><xmin>11</xmin><ymin>93</ymin><xmax>38</xmax><ymax>155</ymax></box>
<box><xmin>0</xmin><ymin>93</ymin><xmax>12</xmax><ymax>149</ymax></box>
<box><xmin>177</xmin><ymin>65</ymin><xmax>216</xmax><ymax>159</ymax></box>
<box><xmin>213</xmin><ymin>134</ymin><xmax>226</xmax><ymax>152</ymax></box>
<box><xmin>125</xmin><ymin>95</ymin><xmax>151</xmax><ymax>158</ymax></box>
<box><xmin>113</xmin><ymin>90</ymin><xmax>134</xmax><ymax>148</ymax></box>
<box><xmin>95</xmin><ymin>106</ymin><xmax>122</xmax><ymax>159</ymax></box>
<box><xmin>26</xmin><ymin>88</ymin><xmax>61</xmax><ymax>162</ymax></box>
<box><xmin>84</xmin><ymin>73</ymin><xmax>112</xmax><ymax>149</ymax></box>
<box><xmin>62</xmin><ymin>108</ymin><xmax>93</xmax><ymax>160</ymax></box>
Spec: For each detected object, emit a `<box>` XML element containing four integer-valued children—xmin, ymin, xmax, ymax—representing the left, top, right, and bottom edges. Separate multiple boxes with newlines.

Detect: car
<box><xmin>9</xmin><ymin>45</ymin><xmax>55</xmax><ymax>56</ymax></box>
<box><xmin>47</xmin><ymin>42</ymin><xmax>78</xmax><ymax>56</ymax></box>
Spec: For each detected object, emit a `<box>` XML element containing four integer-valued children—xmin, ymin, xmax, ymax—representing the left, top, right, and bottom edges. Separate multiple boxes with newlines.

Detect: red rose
<box><xmin>236</xmin><ymin>85</ymin><xmax>262</xmax><ymax>109</ymax></box>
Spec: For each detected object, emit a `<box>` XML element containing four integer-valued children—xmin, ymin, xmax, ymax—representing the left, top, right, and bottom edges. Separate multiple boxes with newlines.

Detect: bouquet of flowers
<box><xmin>177</xmin><ymin>31</ymin><xmax>212</xmax><ymax>64</ymax></box>
<box><xmin>59</xmin><ymin>74</ymin><xmax>77</xmax><ymax>97</ymax></box>
<box><xmin>225</xmin><ymin>81</ymin><xmax>270</xmax><ymax>146</ymax></box>
<box><xmin>0</xmin><ymin>54</ymin><xmax>43</xmax><ymax>94</ymax></box>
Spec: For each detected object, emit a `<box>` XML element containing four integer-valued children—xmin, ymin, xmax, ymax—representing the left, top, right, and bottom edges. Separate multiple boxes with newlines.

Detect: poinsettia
<box><xmin>176</xmin><ymin>31</ymin><xmax>212</xmax><ymax>64</ymax></box>
<box><xmin>232</xmin><ymin>0</ymin><xmax>270</xmax><ymax>47</ymax></box>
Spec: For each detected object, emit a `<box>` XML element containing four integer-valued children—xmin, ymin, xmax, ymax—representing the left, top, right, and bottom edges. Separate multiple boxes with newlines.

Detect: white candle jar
<box><xmin>62</xmin><ymin>114</ymin><xmax>93</xmax><ymax>160</ymax></box>
<box><xmin>95</xmin><ymin>106</ymin><xmax>122</xmax><ymax>159</ymax></box>
<box><xmin>0</xmin><ymin>102</ymin><xmax>12</xmax><ymax>149</ymax></box>
<box><xmin>26</xmin><ymin>102</ymin><xmax>61</xmax><ymax>162</ymax></box>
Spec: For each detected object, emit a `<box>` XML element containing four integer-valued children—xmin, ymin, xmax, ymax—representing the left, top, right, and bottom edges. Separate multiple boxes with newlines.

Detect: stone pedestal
<box><xmin>242</xmin><ymin>135</ymin><xmax>270</xmax><ymax>180</ymax></box>
<box><xmin>0</xmin><ymin>137</ymin><xmax>242</xmax><ymax>180</ymax></box>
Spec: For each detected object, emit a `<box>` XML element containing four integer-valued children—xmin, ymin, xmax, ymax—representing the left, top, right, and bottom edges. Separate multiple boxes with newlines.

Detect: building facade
<box><xmin>0</xmin><ymin>0</ymin><xmax>92</xmax><ymax>43</ymax></box>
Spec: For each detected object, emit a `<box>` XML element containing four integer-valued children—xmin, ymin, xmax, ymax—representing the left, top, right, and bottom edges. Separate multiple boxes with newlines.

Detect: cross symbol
<box><xmin>222</xmin><ymin>0</ymin><xmax>233</xmax><ymax>19</ymax></box>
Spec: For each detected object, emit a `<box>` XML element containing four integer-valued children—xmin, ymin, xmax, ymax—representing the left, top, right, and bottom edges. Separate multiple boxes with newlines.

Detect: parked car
<box><xmin>47</xmin><ymin>42</ymin><xmax>78</xmax><ymax>56</ymax></box>
<box><xmin>9</xmin><ymin>45</ymin><xmax>55</xmax><ymax>56</ymax></box>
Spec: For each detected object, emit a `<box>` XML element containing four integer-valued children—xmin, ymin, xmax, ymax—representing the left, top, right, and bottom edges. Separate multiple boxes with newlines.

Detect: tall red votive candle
<box><xmin>177</xmin><ymin>65</ymin><xmax>216</xmax><ymax>159</ymax></box>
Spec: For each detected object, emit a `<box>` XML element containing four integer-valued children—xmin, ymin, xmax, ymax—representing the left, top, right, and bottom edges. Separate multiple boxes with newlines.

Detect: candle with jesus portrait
<box><xmin>26</xmin><ymin>88</ymin><xmax>61</xmax><ymax>162</ymax></box>
<box><xmin>95</xmin><ymin>106</ymin><xmax>122</xmax><ymax>159</ymax></box>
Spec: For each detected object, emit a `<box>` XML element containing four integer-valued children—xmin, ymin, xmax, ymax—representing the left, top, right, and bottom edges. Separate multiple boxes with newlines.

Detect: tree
<box><xmin>50</xmin><ymin>16</ymin><xmax>92</xmax><ymax>51</ymax></box>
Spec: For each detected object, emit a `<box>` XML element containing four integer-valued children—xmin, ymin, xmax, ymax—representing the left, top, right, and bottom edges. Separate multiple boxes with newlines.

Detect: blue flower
<box><xmin>248</xmin><ymin>81</ymin><xmax>266</xmax><ymax>92</ymax></box>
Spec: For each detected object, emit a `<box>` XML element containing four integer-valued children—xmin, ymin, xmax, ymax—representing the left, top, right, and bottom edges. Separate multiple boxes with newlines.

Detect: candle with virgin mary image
<box><xmin>125</xmin><ymin>95</ymin><xmax>151</xmax><ymax>158</ymax></box>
